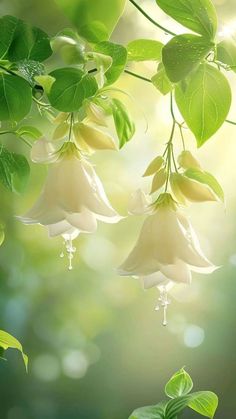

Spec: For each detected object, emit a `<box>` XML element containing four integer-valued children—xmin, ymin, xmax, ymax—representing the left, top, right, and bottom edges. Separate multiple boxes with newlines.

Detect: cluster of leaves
<box><xmin>129</xmin><ymin>368</ymin><xmax>218</xmax><ymax>419</ymax></box>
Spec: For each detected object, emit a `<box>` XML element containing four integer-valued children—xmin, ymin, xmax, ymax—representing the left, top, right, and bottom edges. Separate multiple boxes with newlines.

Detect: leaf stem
<box><xmin>128</xmin><ymin>0</ymin><xmax>176</xmax><ymax>36</ymax></box>
<box><xmin>68</xmin><ymin>113</ymin><xmax>74</xmax><ymax>142</ymax></box>
<box><xmin>226</xmin><ymin>119</ymin><xmax>236</xmax><ymax>126</ymax></box>
<box><xmin>124</xmin><ymin>69</ymin><xmax>152</xmax><ymax>83</ymax></box>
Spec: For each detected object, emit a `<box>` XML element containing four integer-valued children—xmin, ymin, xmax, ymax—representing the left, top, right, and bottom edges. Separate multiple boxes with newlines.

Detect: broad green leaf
<box><xmin>175</xmin><ymin>63</ymin><xmax>231</xmax><ymax>146</ymax></box>
<box><xmin>217</xmin><ymin>39</ymin><xmax>236</xmax><ymax>72</ymax></box>
<box><xmin>188</xmin><ymin>391</ymin><xmax>218</xmax><ymax>418</ymax></box>
<box><xmin>165</xmin><ymin>368</ymin><xmax>193</xmax><ymax>399</ymax></box>
<box><xmin>162</xmin><ymin>34</ymin><xmax>214</xmax><ymax>82</ymax></box>
<box><xmin>127</xmin><ymin>39</ymin><xmax>163</xmax><ymax>62</ymax></box>
<box><xmin>129</xmin><ymin>402</ymin><xmax>166</xmax><ymax>419</ymax></box>
<box><xmin>0</xmin><ymin>73</ymin><xmax>32</xmax><ymax>122</ymax></box>
<box><xmin>54</xmin><ymin>0</ymin><xmax>126</xmax><ymax>43</ymax></box>
<box><xmin>93</xmin><ymin>42</ymin><xmax>127</xmax><ymax>85</ymax></box>
<box><xmin>0</xmin><ymin>330</ymin><xmax>28</xmax><ymax>371</ymax></box>
<box><xmin>0</xmin><ymin>146</ymin><xmax>30</xmax><ymax>193</ymax></box>
<box><xmin>112</xmin><ymin>98</ymin><xmax>135</xmax><ymax>148</ymax></box>
<box><xmin>152</xmin><ymin>63</ymin><xmax>173</xmax><ymax>95</ymax></box>
<box><xmin>0</xmin><ymin>15</ymin><xmax>52</xmax><ymax>62</ymax></box>
<box><xmin>184</xmin><ymin>168</ymin><xmax>224</xmax><ymax>202</ymax></box>
<box><xmin>16</xmin><ymin>60</ymin><xmax>45</xmax><ymax>86</ymax></box>
<box><xmin>155</xmin><ymin>0</ymin><xmax>217</xmax><ymax>39</ymax></box>
<box><xmin>16</xmin><ymin>125</ymin><xmax>43</xmax><ymax>140</ymax></box>
<box><xmin>48</xmin><ymin>68</ymin><xmax>98</xmax><ymax>112</ymax></box>
<box><xmin>165</xmin><ymin>391</ymin><xmax>218</xmax><ymax>419</ymax></box>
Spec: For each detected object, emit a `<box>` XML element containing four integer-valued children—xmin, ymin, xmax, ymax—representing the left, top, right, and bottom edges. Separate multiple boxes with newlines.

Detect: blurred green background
<box><xmin>0</xmin><ymin>0</ymin><xmax>236</xmax><ymax>418</ymax></box>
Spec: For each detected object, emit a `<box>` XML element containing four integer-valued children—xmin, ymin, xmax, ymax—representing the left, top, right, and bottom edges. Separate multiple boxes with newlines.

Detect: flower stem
<box><xmin>68</xmin><ymin>113</ymin><xmax>74</xmax><ymax>142</ymax></box>
<box><xmin>128</xmin><ymin>0</ymin><xmax>176</xmax><ymax>36</ymax></box>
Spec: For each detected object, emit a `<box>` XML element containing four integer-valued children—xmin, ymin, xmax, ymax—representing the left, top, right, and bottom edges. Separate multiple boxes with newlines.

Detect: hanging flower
<box><xmin>19</xmin><ymin>139</ymin><xmax>121</xmax><ymax>269</ymax></box>
<box><xmin>118</xmin><ymin>193</ymin><xmax>217</xmax><ymax>324</ymax></box>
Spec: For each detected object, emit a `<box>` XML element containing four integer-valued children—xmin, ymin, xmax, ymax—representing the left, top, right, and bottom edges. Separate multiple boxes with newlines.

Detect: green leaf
<box><xmin>165</xmin><ymin>368</ymin><xmax>193</xmax><ymax>399</ymax></box>
<box><xmin>162</xmin><ymin>34</ymin><xmax>214</xmax><ymax>82</ymax></box>
<box><xmin>165</xmin><ymin>391</ymin><xmax>218</xmax><ymax>419</ymax></box>
<box><xmin>175</xmin><ymin>63</ymin><xmax>231</xmax><ymax>146</ymax></box>
<box><xmin>127</xmin><ymin>39</ymin><xmax>163</xmax><ymax>62</ymax></box>
<box><xmin>129</xmin><ymin>402</ymin><xmax>166</xmax><ymax>419</ymax></box>
<box><xmin>111</xmin><ymin>98</ymin><xmax>135</xmax><ymax>148</ymax></box>
<box><xmin>54</xmin><ymin>0</ymin><xmax>126</xmax><ymax>43</ymax></box>
<box><xmin>16</xmin><ymin>60</ymin><xmax>45</xmax><ymax>86</ymax></box>
<box><xmin>34</xmin><ymin>75</ymin><xmax>56</xmax><ymax>95</ymax></box>
<box><xmin>0</xmin><ymin>329</ymin><xmax>28</xmax><ymax>371</ymax></box>
<box><xmin>16</xmin><ymin>125</ymin><xmax>43</xmax><ymax>140</ymax></box>
<box><xmin>217</xmin><ymin>39</ymin><xmax>236</xmax><ymax>72</ymax></box>
<box><xmin>184</xmin><ymin>168</ymin><xmax>224</xmax><ymax>202</ymax></box>
<box><xmin>93</xmin><ymin>42</ymin><xmax>127</xmax><ymax>85</ymax></box>
<box><xmin>155</xmin><ymin>0</ymin><xmax>217</xmax><ymax>39</ymax></box>
<box><xmin>152</xmin><ymin>63</ymin><xmax>173</xmax><ymax>95</ymax></box>
<box><xmin>48</xmin><ymin>68</ymin><xmax>98</xmax><ymax>112</ymax></box>
<box><xmin>0</xmin><ymin>73</ymin><xmax>32</xmax><ymax>122</ymax></box>
<box><xmin>0</xmin><ymin>15</ymin><xmax>52</xmax><ymax>62</ymax></box>
<box><xmin>0</xmin><ymin>146</ymin><xmax>30</xmax><ymax>193</ymax></box>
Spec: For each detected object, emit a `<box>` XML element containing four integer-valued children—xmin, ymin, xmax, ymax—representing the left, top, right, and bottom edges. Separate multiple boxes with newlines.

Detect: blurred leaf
<box><xmin>165</xmin><ymin>391</ymin><xmax>218</xmax><ymax>418</ymax></box>
<box><xmin>17</xmin><ymin>125</ymin><xmax>43</xmax><ymax>140</ymax></box>
<box><xmin>93</xmin><ymin>42</ymin><xmax>127</xmax><ymax>84</ymax></box>
<box><xmin>165</xmin><ymin>368</ymin><xmax>193</xmax><ymax>399</ymax></box>
<box><xmin>0</xmin><ymin>15</ymin><xmax>52</xmax><ymax>62</ymax></box>
<box><xmin>162</xmin><ymin>34</ymin><xmax>213</xmax><ymax>82</ymax></box>
<box><xmin>0</xmin><ymin>330</ymin><xmax>28</xmax><ymax>371</ymax></box>
<box><xmin>48</xmin><ymin>68</ymin><xmax>98</xmax><ymax>112</ymax></box>
<box><xmin>151</xmin><ymin>63</ymin><xmax>173</xmax><ymax>95</ymax></box>
<box><xmin>111</xmin><ymin>98</ymin><xmax>135</xmax><ymax>148</ymax></box>
<box><xmin>127</xmin><ymin>39</ymin><xmax>163</xmax><ymax>61</ymax></box>
<box><xmin>129</xmin><ymin>402</ymin><xmax>166</xmax><ymax>419</ymax></box>
<box><xmin>175</xmin><ymin>64</ymin><xmax>231</xmax><ymax>146</ymax></box>
<box><xmin>0</xmin><ymin>73</ymin><xmax>32</xmax><ymax>121</ymax></box>
<box><xmin>54</xmin><ymin>0</ymin><xmax>126</xmax><ymax>43</ymax></box>
<box><xmin>0</xmin><ymin>146</ymin><xmax>30</xmax><ymax>193</ymax></box>
<box><xmin>155</xmin><ymin>0</ymin><xmax>217</xmax><ymax>39</ymax></box>
<box><xmin>184</xmin><ymin>168</ymin><xmax>224</xmax><ymax>202</ymax></box>
<box><xmin>217</xmin><ymin>39</ymin><xmax>236</xmax><ymax>72</ymax></box>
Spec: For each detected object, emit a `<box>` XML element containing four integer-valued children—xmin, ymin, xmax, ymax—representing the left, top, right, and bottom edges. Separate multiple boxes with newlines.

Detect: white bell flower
<box><xmin>19</xmin><ymin>140</ymin><xmax>121</xmax><ymax>269</ymax></box>
<box><xmin>118</xmin><ymin>193</ymin><xmax>217</xmax><ymax>324</ymax></box>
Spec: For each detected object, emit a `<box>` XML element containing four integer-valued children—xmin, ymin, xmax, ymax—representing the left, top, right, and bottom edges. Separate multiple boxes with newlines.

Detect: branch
<box><xmin>128</xmin><ymin>0</ymin><xmax>176</xmax><ymax>36</ymax></box>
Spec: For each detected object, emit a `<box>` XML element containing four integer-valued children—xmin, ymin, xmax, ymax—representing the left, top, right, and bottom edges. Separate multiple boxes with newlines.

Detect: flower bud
<box><xmin>85</xmin><ymin>101</ymin><xmax>107</xmax><ymax>127</ymax></box>
<box><xmin>178</xmin><ymin>150</ymin><xmax>201</xmax><ymax>170</ymax></box>
<box><xmin>143</xmin><ymin>156</ymin><xmax>164</xmax><ymax>177</ymax></box>
<box><xmin>170</xmin><ymin>173</ymin><xmax>186</xmax><ymax>205</ymax></box>
<box><xmin>53</xmin><ymin>122</ymin><xmax>69</xmax><ymax>140</ymax></box>
<box><xmin>151</xmin><ymin>168</ymin><xmax>167</xmax><ymax>194</ymax></box>
<box><xmin>172</xmin><ymin>173</ymin><xmax>217</xmax><ymax>202</ymax></box>
<box><xmin>73</xmin><ymin>122</ymin><xmax>117</xmax><ymax>151</ymax></box>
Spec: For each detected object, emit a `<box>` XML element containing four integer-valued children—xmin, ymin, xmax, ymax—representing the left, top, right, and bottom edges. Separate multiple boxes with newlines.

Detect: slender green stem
<box><xmin>226</xmin><ymin>119</ymin><xmax>236</xmax><ymax>126</ymax></box>
<box><xmin>128</xmin><ymin>0</ymin><xmax>176</xmax><ymax>36</ymax></box>
<box><xmin>0</xmin><ymin>130</ymin><xmax>32</xmax><ymax>148</ymax></box>
<box><xmin>124</xmin><ymin>69</ymin><xmax>152</xmax><ymax>83</ymax></box>
<box><xmin>68</xmin><ymin>113</ymin><xmax>74</xmax><ymax>142</ymax></box>
<box><xmin>33</xmin><ymin>97</ymin><xmax>51</xmax><ymax>108</ymax></box>
<box><xmin>0</xmin><ymin>64</ymin><xmax>16</xmax><ymax>76</ymax></box>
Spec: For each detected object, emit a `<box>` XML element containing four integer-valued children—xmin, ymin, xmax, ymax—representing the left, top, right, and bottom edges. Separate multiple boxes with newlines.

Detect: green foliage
<box><xmin>0</xmin><ymin>73</ymin><xmax>32</xmax><ymax>121</ymax></box>
<box><xmin>152</xmin><ymin>63</ymin><xmax>173</xmax><ymax>95</ymax></box>
<box><xmin>155</xmin><ymin>0</ymin><xmax>217</xmax><ymax>39</ymax></box>
<box><xmin>127</xmin><ymin>39</ymin><xmax>163</xmax><ymax>62</ymax></box>
<box><xmin>162</xmin><ymin>34</ymin><xmax>214</xmax><ymax>82</ymax></box>
<box><xmin>54</xmin><ymin>0</ymin><xmax>126</xmax><ymax>43</ymax></box>
<box><xmin>0</xmin><ymin>330</ymin><xmax>28</xmax><ymax>371</ymax></box>
<box><xmin>165</xmin><ymin>368</ymin><xmax>193</xmax><ymax>398</ymax></box>
<box><xmin>129</xmin><ymin>368</ymin><xmax>218</xmax><ymax>419</ymax></box>
<box><xmin>0</xmin><ymin>15</ymin><xmax>52</xmax><ymax>62</ymax></box>
<box><xmin>111</xmin><ymin>98</ymin><xmax>135</xmax><ymax>148</ymax></box>
<box><xmin>175</xmin><ymin>64</ymin><xmax>231</xmax><ymax>146</ymax></box>
<box><xmin>0</xmin><ymin>146</ymin><xmax>30</xmax><ymax>193</ymax></box>
<box><xmin>48</xmin><ymin>68</ymin><xmax>98</xmax><ymax>112</ymax></box>
<box><xmin>93</xmin><ymin>41</ymin><xmax>127</xmax><ymax>85</ymax></box>
<box><xmin>16</xmin><ymin>60</ymin><xmax>45</xmax><ymax>86</ymax></box>
<box><xmin>217</xmin><ymin>39</ymin><xmax>236</xmax><ymax>72</ymax></box>
<box><xmin>184</xmin><ymin>168</ymin><xmax>224</xmax><ymax>202</ymax></box>
<box><xmin>16</xmin><ymin>125</ymin><xmax>43</xmax><ymax>140</ymax></box>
